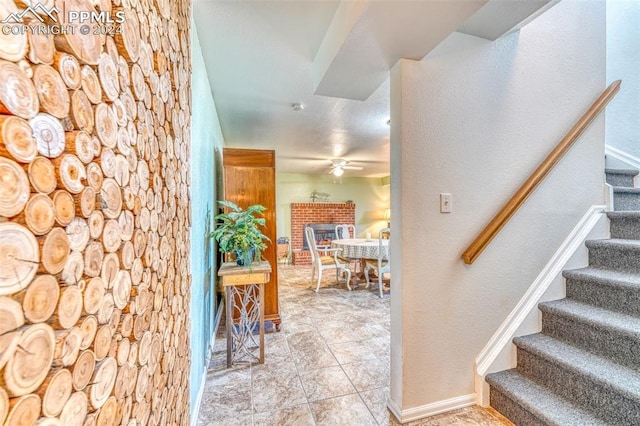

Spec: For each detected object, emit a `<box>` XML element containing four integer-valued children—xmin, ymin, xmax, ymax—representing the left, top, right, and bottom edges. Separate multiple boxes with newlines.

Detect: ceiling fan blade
<box><xmin>342</xmin><ymin>165</ymin><xmax>363</xmax><ymax>170</ymax></box>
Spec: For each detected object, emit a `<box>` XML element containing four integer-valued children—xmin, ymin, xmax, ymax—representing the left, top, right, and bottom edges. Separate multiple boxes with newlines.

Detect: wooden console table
<box><xmin>218</xmin><ymin>261</ymin><xmax>271</xmax><ymax>367</ymax></box>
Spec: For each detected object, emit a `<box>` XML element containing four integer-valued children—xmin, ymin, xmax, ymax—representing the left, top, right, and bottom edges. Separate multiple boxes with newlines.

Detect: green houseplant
<box><xmin>210</xmin><ymin>200</ymin><xmax>271</xmax><ymax>267</ymax></box>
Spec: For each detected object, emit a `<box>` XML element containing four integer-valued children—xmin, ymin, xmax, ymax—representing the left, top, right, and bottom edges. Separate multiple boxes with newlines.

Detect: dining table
<box><xmin>330</xmin><ymin>238</ymin><xmax>390</xmax><ymax>286</ymax></box>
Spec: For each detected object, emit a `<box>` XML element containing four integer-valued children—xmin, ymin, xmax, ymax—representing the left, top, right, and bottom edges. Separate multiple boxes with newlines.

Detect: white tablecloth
<box><xmin>331</xmin><ymin>238</ymin><xmax>389</xmax><ymax>260</ymax></box>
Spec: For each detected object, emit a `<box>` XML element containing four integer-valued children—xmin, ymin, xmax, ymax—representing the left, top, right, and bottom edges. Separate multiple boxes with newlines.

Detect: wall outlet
<box><xmin>440</xmin><ymin>193</ymin><xmax>452</xmax><ymax>213</ymax></box>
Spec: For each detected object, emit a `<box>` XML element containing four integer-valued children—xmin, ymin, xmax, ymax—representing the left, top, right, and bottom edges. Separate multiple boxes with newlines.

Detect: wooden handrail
<box><xmin>462</xmin><ymin>80</ymin><xmax>621</xmax><ymax>265</ymax></box>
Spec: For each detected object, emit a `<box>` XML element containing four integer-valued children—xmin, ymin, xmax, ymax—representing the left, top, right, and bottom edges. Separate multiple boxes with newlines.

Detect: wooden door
<box><xmin>223</xmin><ymin>148</ymin><xmax>280</xmax><ymax>327</ymax></box>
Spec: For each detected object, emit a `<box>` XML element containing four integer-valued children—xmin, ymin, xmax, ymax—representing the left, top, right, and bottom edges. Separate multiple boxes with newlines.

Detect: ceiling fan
<box><xmin>329</xmin><ymin>159</ymin><xmax>363</xmax><ymax>176</ymax></box>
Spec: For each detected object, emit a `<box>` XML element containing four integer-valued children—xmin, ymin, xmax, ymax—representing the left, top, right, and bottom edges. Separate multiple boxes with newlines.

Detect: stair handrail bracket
<box><xmin>462</xmin><ymin>80</ymin><xmax>622</xmax><ymax>265</ymax></box>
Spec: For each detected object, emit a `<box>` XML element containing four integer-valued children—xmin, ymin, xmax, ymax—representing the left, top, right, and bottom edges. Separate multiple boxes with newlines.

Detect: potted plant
<box><xmin>210</xmin><ymin>200</ymin><xmax>271</xmax><ymax>267</ymax></box>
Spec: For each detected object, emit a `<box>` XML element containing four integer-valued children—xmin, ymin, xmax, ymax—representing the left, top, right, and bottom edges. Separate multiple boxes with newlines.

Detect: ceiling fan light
<box><xmin>333</xmin><ymin>167</ymin><xmax>344</xmax><ymax>177</ymax></box>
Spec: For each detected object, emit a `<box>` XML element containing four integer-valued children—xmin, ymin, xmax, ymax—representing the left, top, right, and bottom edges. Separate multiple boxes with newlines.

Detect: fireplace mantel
<box><xmin>291</xmin><ymin>202</ymin><xmax>355</xmax><ymax>265</ymax></box>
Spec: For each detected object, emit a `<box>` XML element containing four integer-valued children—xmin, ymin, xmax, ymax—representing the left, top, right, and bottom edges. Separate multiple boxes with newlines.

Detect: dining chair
<box><xmin>335</xmin><ymin>224</ymin><xmax>356</xmax><ymax>239</ymax></box>
<box><xmin>364</xmin><ymin>228</ymin><xmax>390</xmax><ymax>297</ymax></box>
<box><xmin>305</xmin><ymin>226</ymin><xmax>352</xmax><ymax>292</ymax></box>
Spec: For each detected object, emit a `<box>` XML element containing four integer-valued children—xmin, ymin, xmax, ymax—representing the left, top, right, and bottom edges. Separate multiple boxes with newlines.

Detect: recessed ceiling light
<box><xmin>292</xmin><ymin>103</ymin><xmax>304</xmax><ymax>111</ymax></box>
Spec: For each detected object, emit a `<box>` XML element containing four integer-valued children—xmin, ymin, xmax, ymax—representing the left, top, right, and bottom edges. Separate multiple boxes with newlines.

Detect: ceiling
<box><xmin>192</xmin><ymin>0</ymin><xmax>555</xmax><ymax>178</ymax></box>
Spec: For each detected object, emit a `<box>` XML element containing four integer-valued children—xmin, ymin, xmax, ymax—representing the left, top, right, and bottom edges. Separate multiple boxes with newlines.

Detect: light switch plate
<box><xmin>440</xmin><ymin>193</ymin><xmax>452</xmax><ymax>213</ymax></box>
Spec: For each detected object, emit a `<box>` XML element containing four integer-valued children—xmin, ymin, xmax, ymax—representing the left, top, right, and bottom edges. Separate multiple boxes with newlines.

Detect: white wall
<box><xmin>276</xmin><ymin>173</ymin><xmax>390</xmax><ymax>238</ymax></box>
<box><xmin>606</xmin><ymin>0</ymin><xmax>640</xmax><ymax>161</ymax></box>
<box><xmin>390</xmin><ymin>0</ymin><xmax>605</xmax><ymax>419</ymax></box>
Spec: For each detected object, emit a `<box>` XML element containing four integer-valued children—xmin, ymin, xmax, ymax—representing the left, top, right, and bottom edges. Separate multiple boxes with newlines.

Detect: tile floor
<box><xmin>197</xmin><ymin>264</ymin><xmax>510</xmax><ymax>425</ymax></box>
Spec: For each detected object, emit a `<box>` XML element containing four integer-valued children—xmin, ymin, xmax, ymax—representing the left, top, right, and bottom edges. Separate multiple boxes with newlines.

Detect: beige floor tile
<box><xmin>309</xmin><ymin>393</ymin><xmax>377</xmax><ymax>426</ymax></box>
<box><xmin>298</xmin><ymin>366</ymin><xmax>357</xmax><ymax>402</ymax></box>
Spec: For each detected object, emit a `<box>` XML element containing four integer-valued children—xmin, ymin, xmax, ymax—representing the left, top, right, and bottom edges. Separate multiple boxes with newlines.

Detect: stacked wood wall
<box><xmin>0</xmin><ymin>0</ymin><xmax>192</xmax><ymax>424</ymax></box>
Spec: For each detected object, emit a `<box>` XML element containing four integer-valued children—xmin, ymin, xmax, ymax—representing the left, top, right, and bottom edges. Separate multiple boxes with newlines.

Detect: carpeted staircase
<box><xmin>486</xmin><ymin>168</ymin><xmax>640</xmax><ymax>425</ymax></box>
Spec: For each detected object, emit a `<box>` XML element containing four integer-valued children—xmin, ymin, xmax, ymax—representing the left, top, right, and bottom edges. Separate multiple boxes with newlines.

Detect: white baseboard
<box><xmin>192</xmin><ymin>299</ymin><xmax>224</xmax><ymax>426</ymax></box>
<box><xmin>388</xmin><ymin>394</ymin><xmax>476</xmax><ymax>423</ymax></box>
<box><xmin>605</xmin><ymin>145</ymin><xmax>640</xmax><ymax>170</ymax></box>
<box><xmin>191</xmin><ymin>364</ymin><xmax>208</xmax><ymax>426</ymax></box>
<box><xmin>474</xmin><ymin>205</ymin><xmax>606</xmax><ymax>405</ymax></box>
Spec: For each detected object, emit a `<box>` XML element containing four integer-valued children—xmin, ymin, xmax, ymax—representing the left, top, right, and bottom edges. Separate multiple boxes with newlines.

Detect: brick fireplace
<box><xmin>291</xmin><ymin>202</ymin><xmax>355</xmax><ymax>265</ymax></box>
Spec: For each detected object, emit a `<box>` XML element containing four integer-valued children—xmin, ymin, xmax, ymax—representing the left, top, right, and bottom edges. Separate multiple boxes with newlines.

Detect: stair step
<box><xmin>514</xmin><ymin>334</ymin><xmax>640</xmax><ymax>424</ymax></box>
<box><xmin>487</xmin><ymin>369</ymin><xmax>608</xmax><ymax>426</ymax></box>
<box><xmin>563</xmin><ymin>267</ymin><xmax>640</xmax><ymax>316</ymax></box>
<box><xmin>586</xmin><ymin>238</ymin><xmax>640</xmax><ymax>273</ymax></box>
<box><xmin>539</xmin><ymin>299</ymin><xmax>640</xmax><ymax>369</ymax></box>
<box><xmin>606</xmin><ymin>168</ymin><xmax>638</xmax><ymax>187</ymax></box>
<box><xmin>607</xmin><ymin>211</ymin><xmax>640</xmax><ymax>239</ymax></box>
<box><xmin>613</xmin><ymin>187</ymin><xmax>640</xmax><ymax>211</ymax></box>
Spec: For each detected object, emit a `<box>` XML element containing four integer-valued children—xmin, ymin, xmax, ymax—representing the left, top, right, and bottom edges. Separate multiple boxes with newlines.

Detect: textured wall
<box><xmin>606</xmin><ymin>0</ymin><xmax>640</xmax><ymax>160</ymax></box>
<box><xmin>0</xmin><ymin>0</ymin><xmax>192</xmax><ymax>424</ymax></box>
<box><xmin>390</xmin><ymin>0</ymin><xmax>605</xmax><ymax>416</ymax></box>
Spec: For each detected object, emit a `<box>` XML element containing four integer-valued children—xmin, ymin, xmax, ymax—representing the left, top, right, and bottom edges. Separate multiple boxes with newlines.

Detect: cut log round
<box><xmin>61</xmin><ymin>251</ymin><xmax>83</xmax><ymax>286</ymax></box>
<box><xmin>55</xmin><ymin>286</ymin><xmax>82</xmax><ymax>329</ymax></box>
<box><xmin>98</xmin><ymin>53</ymin><xmax>120</xmax><ymax>102</ymax></box>
<box><xmin>41</xmin><ymin>368</ymin><xmax>72</xmax><ymax>417</ymax></box>
<box><xmin>53</xmin><ymin>153</ymin><xmax>85</xmax><ymax>194</ymax></box>
<box><xmin>22</xmin><ymin>274</ymin><xmax>59</xmax><ymax>323</ymax></box>
<box><xmin>54</xmin><ymin>0</ymin><xmax>103</xmax><ymax>65</ymax></box>
<box><xmin>33</xmin><ymin>64</ymin><xmax>70</xmax><ymax>118</ymax></box>
<box><xmin>86</xmin><ymin>162</ymin><xmax>103</xmax><ymax>193</ymax></box>
<box><xmin>79</xmin><ymin>316</ymin><xmax>98</xmax><ymax>351</ymax></box>
<box><xmin>100</xmin><ymin>178</ymin><xmax>122</xmax><ymax>219</ymax></box>
<box><xmin>28</xmin><ymin>24</ymin><xmax>54</xmax><ymax>65</ymax></box>
<box><xmin>0</xmin><ymin>157</ymin><xmax>29</xmax><ymax>217</ymax></box>
<box><xmin>29</xmin><ymin>156</ymin><xmax>57</xmax><ymax>195</ymax></box>
<box><xmin>0</xmin><ymin>60</ymin><xmax>39</xmax><ymax>119</ymax></box>
<box><xmin>0</xmin><ymin>222</ymin><xmax>39</xmax><ymax>296</ymax></box>
<box><xmin>70</xmin><ymin>90</ymin><xmax>94</xmax><ymax>133</ymax></box>
<box><xmin>98</xmin><ymin>147</ymin><xmax>116</xmax><ymax>178</ymax></box>
<box><xmin>115</xmin><ymin>8</ymin><xmax>140</xmax><ymax>63</ymax></box>
<box><xmin>130</xmin><ymin>258</ymin><xmax>143</xmax><ymax>287</ymax></box>
<box><xmin>95</xmin><ymin>103</ymin><xmax>117</xmax><ymax>148</ymax></box>
<box><xmin>88</xmin><ymin>210</ymin><xmax>104</xmax><ymax>240</ymax></box>
<box><xmin>66</xmin><ymin>131</ymin><xmax>94</xmax><ymax>164</ymax></box>
<box><xmin>72</xmin><ymin>349</ymin><xmax>95</xmax><ymax>391</ymax></box>
<box><xmin>131</xmin><ymin>63</ymin><xmax>145</xmax><ymax>101</ymax></box>
<box><xmin>134</xmin><ymin>365</ymin><xmax>148</xmax><ymax>402</ymax></box>
<box><xmin>116</xmin><ymin>337</ymin><xmax>129</xmax><ymax>367</ymax></box>
<box><xmin>66</xmin><ymin>218</ymin><xmax>90</xmax><ymax>252</ymax></box>
<box><xmin>30</xmin><ymin>113</ymin><xmax>65</xmax><ymax>158</ymax></box>
<box><xmin>120</xmin><ymin>313</ymin><xmax>133</xmax><ymax>338</ymax></box>
<box><xmin>97</xmin><ymin>293</ymin><xmax>114</xmax><ymax>325</ymax></box>
<box><xmin>55</xmin><ymin>327</ymin><xmax>83</xmax><ymax>366</ymax></box>
<box><xmin>80</xmin><ymin>65</ymin><xmax>102</xmax><ymax>105</ymax></box>
<box><xmin>0</xmin><ymin>297</ymin><xmax>24</xmax><ymax>336</ymax></box>
<box><xmin>93</xmin><ymin>325</ymin><xmax>112</xmax><ymax>361</ymax></box>
<box><xmin>117</xmin><ymin>211</ymin><xmax>134</xmax><ymax>242</ymax></box>
<box><xmin>19</xmin><ymin>193</ymin><xmax>55</xmax><ymax>235</ymax></box>
<box><xmin>5</xmin><ymin>394</ymin><xmax>41</xmax><ymax>426</ymax></box>
<box><xmin>84</xmin><ymin>277</ymin><xmax>105</xmax><ymax>315</ymax></box>
<box><xmin>97</xmin><ymin>395</ymin><xmax>118</xmax><ymax>426</ymax></box>
<box><xmin>52</xmin><ymin>190</ymin><xmax>75</xmax><ymax>226</ymax></box>
<box><xmin>84</xmin><ymin>241</ymin><xmax>104</xmax><ymax>278</ymax></box>
<box><xmin>40</xmin><ymin>227</ymin><xmax>70</xmax><ymax>274</ymax></box>
<box><xmin>54</xmin><ymin>52</ymin><xmax>81</xmax><ymax>90</ymax></box>
<box><xmin>113</xmin><ymin>270</ymin><xmax>131</xmax><ymax>310</ymax></box>
<box><xmin>114</xmin><ymin>154</ymin><xmax>130</xmax><ymax>186</ymax></box>
<box><xmin>76</xmin><ymin>187</ymin><xmax>96</xmax><ymax>218</ymax></box>
<box><xmin>101</xmin><ymin>253</ymin><xmax>119</xmax><ymax>289</ymax></box>
<box><xmin>102</xmin><ymin>219</ymin><xmax>122</xmax><ymax>254</ymax></box>
<box><xmin>60</xmin><ymin>391</ymin><xmax>88</xmax><ymax>426</ymax></box>
<box><xmin>89</xmin><ymin>356</ymin><xmax>117</xmax><ymax>409</ymax></box>
<box><xmin>138</xmin><ymin>331</ymin><xmax>151</xmax><ymax>366</ymax></box>
<box><xmin>113</xmin><ymin>99</ymin><xmax>128</xmax><ymax>128</ymax></box>
<box><xmin>3</xmin><ymin>323</ymin><xmax>55</xmax><ymax>396</ymax></box>
<box><xmin>0</xmin><ymin>115</ymin><xmax>37</xmax><ymax>163</ymax></box>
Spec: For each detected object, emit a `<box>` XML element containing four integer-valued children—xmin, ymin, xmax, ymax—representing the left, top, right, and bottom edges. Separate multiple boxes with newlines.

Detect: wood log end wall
<box><xmin>0</xmin><ymin>0</ymin><xmax>192</xmax><ymax>424</ymax></box>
